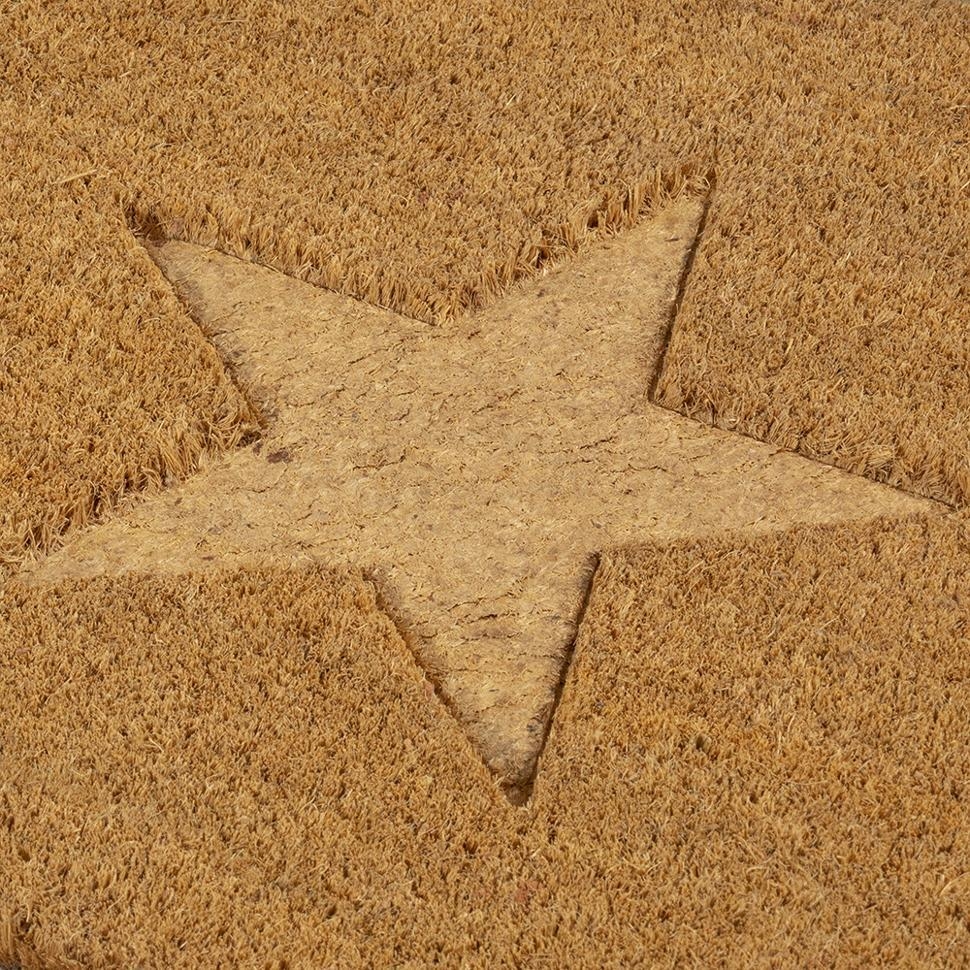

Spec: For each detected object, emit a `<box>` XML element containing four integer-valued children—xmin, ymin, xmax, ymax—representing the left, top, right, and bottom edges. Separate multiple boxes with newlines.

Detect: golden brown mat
<box><xmin>2</xmin><ymin>514</ymin><xmax>967</xmax><ymax>966</ymax></box>
<box><xmin>2</xmin><ymin>0</ymin><xmax>968</xmax><ymax>567</ymax></box>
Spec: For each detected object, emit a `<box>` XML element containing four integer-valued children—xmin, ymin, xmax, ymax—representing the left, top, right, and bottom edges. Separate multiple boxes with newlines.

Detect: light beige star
<box><xmin>24</xmin><ymin>200</ymin><xmax>930</xmax><ymax>794</ymax></box>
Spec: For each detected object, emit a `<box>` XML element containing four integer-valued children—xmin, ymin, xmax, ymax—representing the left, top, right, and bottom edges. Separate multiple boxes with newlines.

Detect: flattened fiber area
<box><xmin>2</xmin><ymin>515</ymin><xmax>967</xmax><ymax>966</ymax></box>
<box><xmin>3</xmin><ymin>1</ymin><xmax>969</xmax><ymax>566</ymax></box>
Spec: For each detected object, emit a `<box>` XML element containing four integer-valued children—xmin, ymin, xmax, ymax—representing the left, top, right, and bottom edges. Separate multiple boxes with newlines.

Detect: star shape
<box><xmin>25</xmin><ymin>200</ymin><xmax>929</xmax><ymax>793</ymax></box>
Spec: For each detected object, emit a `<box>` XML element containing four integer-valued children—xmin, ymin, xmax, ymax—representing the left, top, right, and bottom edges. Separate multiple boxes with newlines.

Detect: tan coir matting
<box><xmin>2</xmin><ymin>514</ymin><xmax>967</xmax><ymax>967</ymax></box>
<box><xmin>2</xmin><ymin>0</ymin><xmax>969</xmax><ymax>570</ymax></box>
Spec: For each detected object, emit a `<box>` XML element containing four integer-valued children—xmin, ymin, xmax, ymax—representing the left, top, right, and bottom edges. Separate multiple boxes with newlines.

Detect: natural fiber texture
<box><xmin>654</xmin><ymin>6</ymin><xmax>970</xmax><ymax>506</ymax></box>
<box><xmin>533</xmin><ymin>513</ymin><xmax>970</xmax><ymax>965</ymax></box>
<box><xmin>0</xmin><ymin>108</ymin><xmax>256</xmax><ymax>566</ymax></box>
<box><xmin>3</xmin><ymin>515</ymin><xmax>967</xmax><ymax>966</ymax></box>
<box><xmin>0</xmin><ymin>567</ymin><xmax>518</xmax><ymax>968</ymax></box>
<box><xmin>3</xmin><ymin>1</ymin><xmax>968</xmax><ymax>566</ymax></box>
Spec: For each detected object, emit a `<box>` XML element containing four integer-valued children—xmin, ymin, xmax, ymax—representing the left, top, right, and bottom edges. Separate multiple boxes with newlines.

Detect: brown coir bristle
<box><xmin>2</xmin><ymin>514</ymin><xmax>967</xmax><ymax>966</ymax></box>
<box><xmin>2</xmin><ymin>1</ymin><xmax>969</xmax><ymax>568</ymax></box>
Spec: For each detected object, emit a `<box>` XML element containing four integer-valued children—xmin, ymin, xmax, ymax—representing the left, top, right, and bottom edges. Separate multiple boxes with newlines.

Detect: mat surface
<box><xmin>18</xmin><ymin>212</ymin><xmax>930</xmax><ymax>796</ymax></box>
<box><xmin>2</xmin><ymin>514</ymin><xmax>967</xmax><ymax>967</ymax></box>
<box><xmin>2</xmin><ymin>0</ymin><xmax>969</xmax><ymax>566</ymax></box>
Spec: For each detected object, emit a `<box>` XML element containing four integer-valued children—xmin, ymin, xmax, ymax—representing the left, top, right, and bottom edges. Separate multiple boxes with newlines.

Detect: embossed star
<box><xmin>26</xmin><ymin>200</ymin><xmax>927</xmax><ymax>794</ymax></box>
